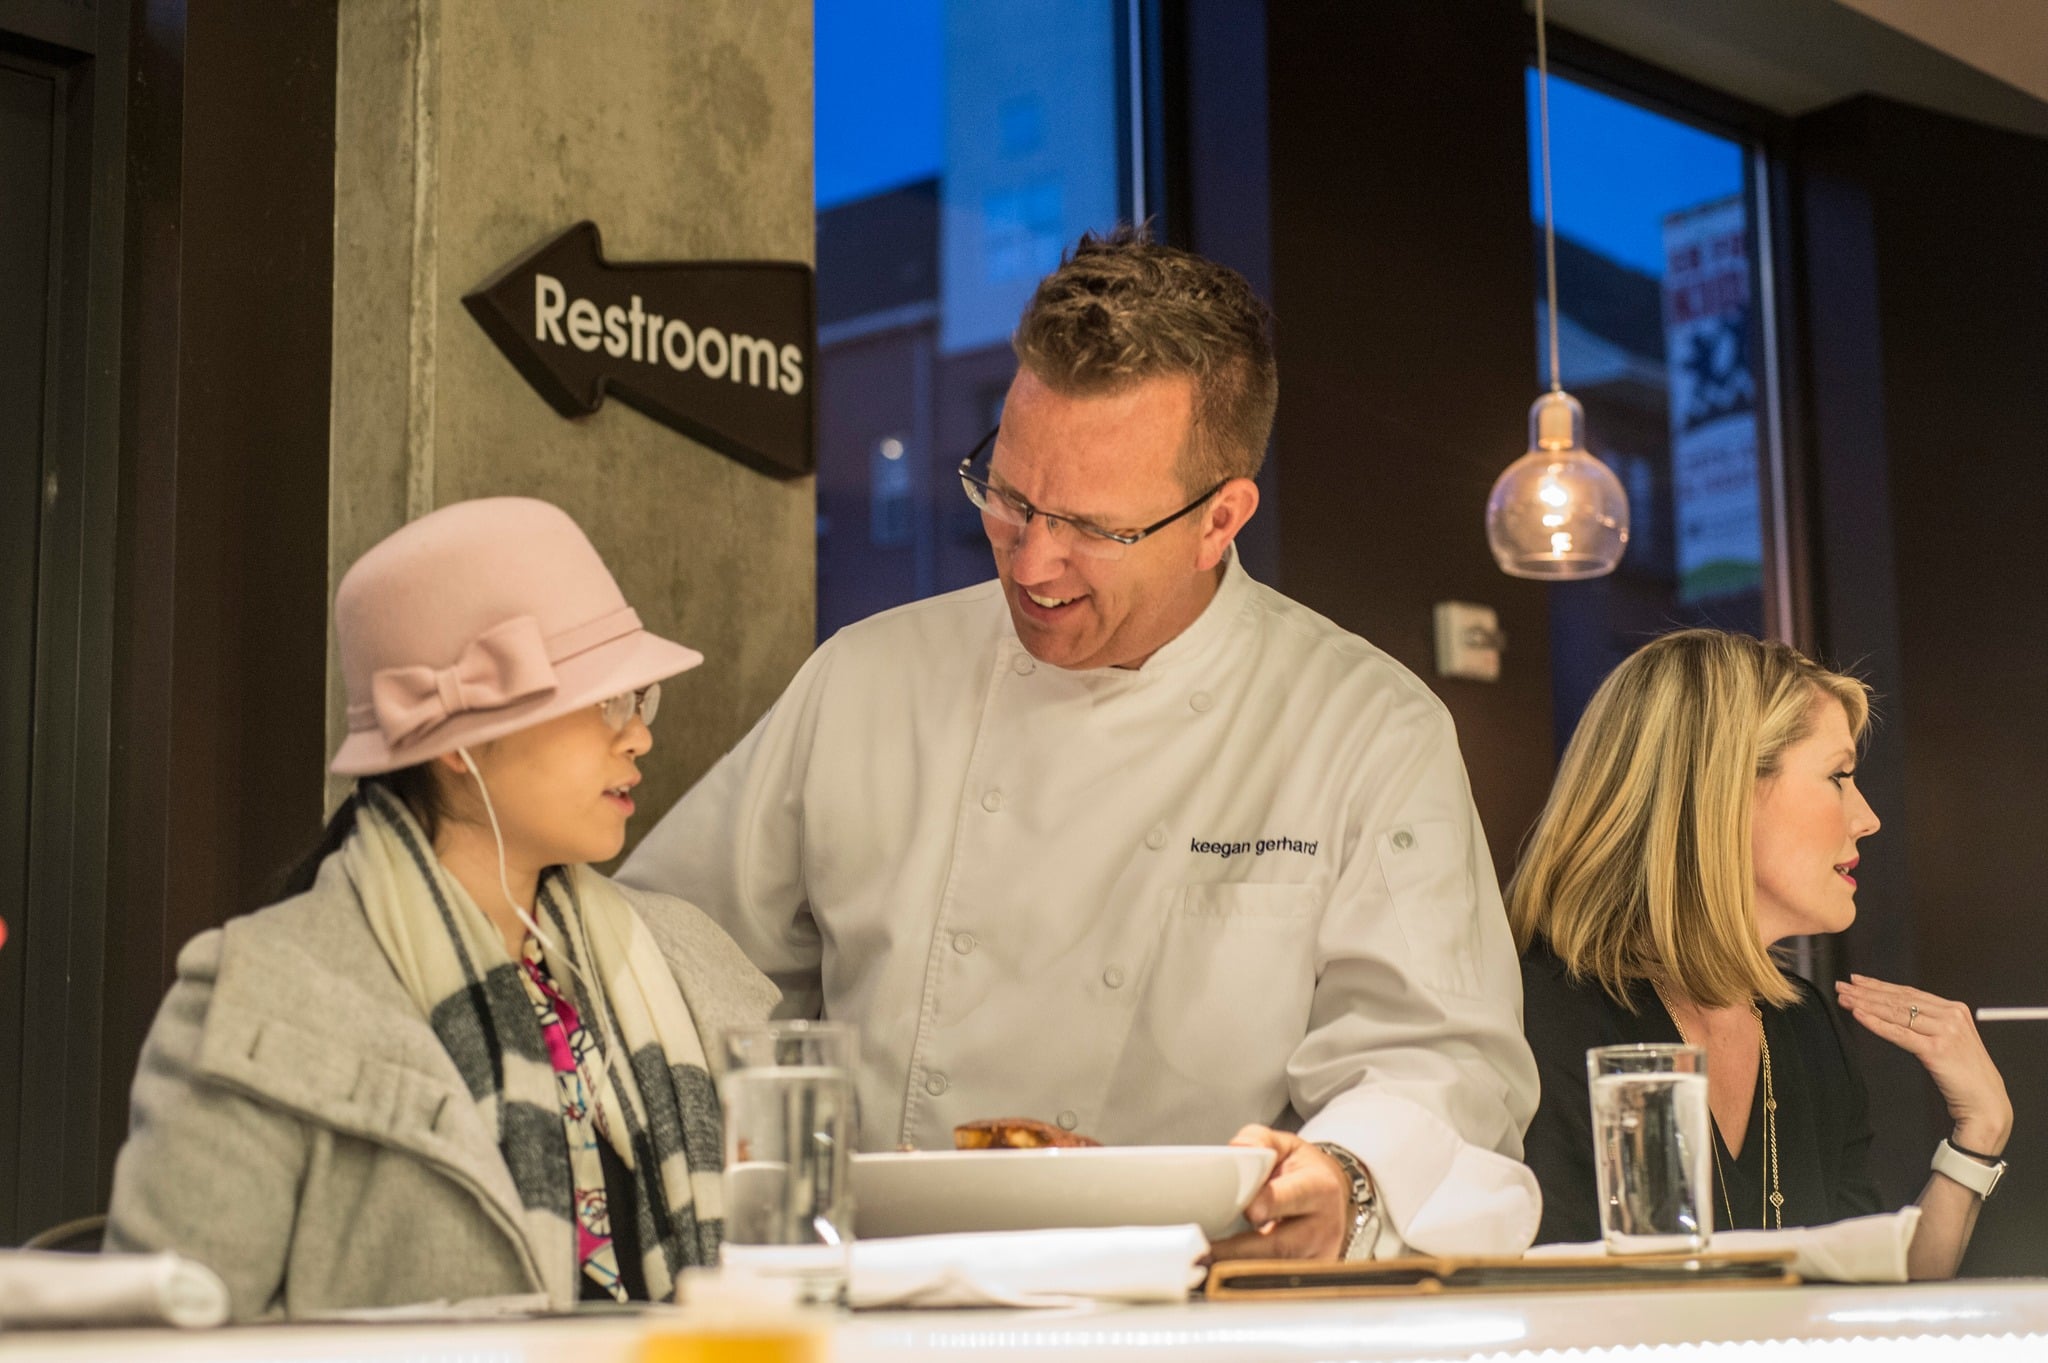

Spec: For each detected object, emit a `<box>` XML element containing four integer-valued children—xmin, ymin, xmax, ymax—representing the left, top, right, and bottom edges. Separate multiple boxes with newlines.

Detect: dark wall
<box><xmin>0</xmin><ymin>23</ymin><xmax>115</xmax><ymax>1244</ymax></box>
<box><xmin>1262</xmin><ymin>0</ymin><xmax>1555</xmax><ymax>879</ymax></box>
<box><xmin>98</xmin><ymin>0</ymin><xmax>336</xmax><ymax>1215</ymax></box>
<box><xmin>3</xmin><ymin>0</ymin><xmax>134</xmax><ymax>1244</ymax></box>
<box><xmin>1798</xmin><ymin>95</ymin><xmax>2048</xmax><ymax>1275</ymax></box>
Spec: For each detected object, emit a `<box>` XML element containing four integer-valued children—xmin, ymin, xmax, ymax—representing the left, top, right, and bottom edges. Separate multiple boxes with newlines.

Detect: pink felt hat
<box><xmin>331</xmin><ymin>497</ymin><xmax>703</xmax><ymax>776</ymax></box>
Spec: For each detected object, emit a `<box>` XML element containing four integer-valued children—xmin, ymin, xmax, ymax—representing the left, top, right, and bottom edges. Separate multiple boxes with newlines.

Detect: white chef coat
<box><xmin>621</xmin><ymin>552</ymin><xmax>1542</xmax><ymax>1256</ymax></box>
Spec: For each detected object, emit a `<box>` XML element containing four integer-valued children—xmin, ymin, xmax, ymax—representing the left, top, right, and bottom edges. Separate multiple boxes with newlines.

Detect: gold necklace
<box><xmin>1758</xmin><ymin>1009</ymin><xmax>1785</xmax><ymax>1229</ymax></box>
<box><xmin>1652</xmin><ymin>983</ymin><xmax>1783</xmax><ymax>1231</ymax></box>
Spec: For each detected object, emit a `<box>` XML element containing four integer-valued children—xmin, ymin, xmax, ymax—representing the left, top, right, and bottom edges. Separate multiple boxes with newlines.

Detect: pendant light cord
<box><xmin>1536</xmin><ymin>0</ymin><xmax>1562</xmax><ymax>394</ymax></box>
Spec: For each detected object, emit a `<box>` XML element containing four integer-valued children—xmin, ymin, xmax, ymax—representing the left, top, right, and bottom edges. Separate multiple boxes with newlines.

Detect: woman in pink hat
<box><xmin>106</xmin><ymin>498</ymin><xmax>776</xmax><ymax>1319</ymax></box>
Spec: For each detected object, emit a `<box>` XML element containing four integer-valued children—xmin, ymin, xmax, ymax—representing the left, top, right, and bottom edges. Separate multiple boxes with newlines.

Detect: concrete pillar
<box><xmin>329</xmin><ymin>0</ymin><xmax>814</xmax><ymax>836</ymax></box>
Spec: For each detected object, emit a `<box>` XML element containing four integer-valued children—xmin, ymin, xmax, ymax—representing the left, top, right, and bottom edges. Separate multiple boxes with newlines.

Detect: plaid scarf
<box><xmin>344</xmin><ymin>786</ymin><xmax>724</xmax><ymax>1302</ymax></box>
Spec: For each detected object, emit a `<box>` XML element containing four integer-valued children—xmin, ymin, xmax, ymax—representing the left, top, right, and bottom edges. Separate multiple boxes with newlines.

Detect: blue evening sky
<box><xmin>1527</xmin><ymin>70</ymin><xmax>1745</xmax><ymax>277</ymax></box>
<box><xmin>813</xmin><ymin>3</ymin><xmax>1746</xmax><ymax>279</ymax></box>
<box><xmin>815</xmin><ymin>0</ymin><xmax>944</xmax><ymax>208</ymax></box>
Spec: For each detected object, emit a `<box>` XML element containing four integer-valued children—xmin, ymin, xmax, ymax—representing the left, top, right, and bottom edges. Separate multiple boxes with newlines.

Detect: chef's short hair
<box><xmin>1506</xmin><ymin>629</ymin><xmax>1871</xmax><ymax>1012</ymax></box>
<box><xmin>1012</xmin><ymin>226</ymin><xmax>1277</xmax><ymax>492</ymax></box>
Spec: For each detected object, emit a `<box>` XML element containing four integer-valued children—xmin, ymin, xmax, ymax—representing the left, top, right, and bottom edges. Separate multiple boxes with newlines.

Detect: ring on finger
<box><xmin>1908</xmin><ymin>1003</ymin><xmax>1920</xmax><ymax>1029</ymax></box>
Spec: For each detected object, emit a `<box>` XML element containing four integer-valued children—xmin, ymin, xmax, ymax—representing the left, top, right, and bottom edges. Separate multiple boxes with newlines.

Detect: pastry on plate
<box><xmin>953</xmin><ymin>1117</ymin><xmax>1101</xmax><ymax>1149</ymax></box>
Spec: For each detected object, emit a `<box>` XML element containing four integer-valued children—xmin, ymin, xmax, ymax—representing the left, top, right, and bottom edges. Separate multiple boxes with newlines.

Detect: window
<box><xmin>814</xmin><ymin>0</ymin><xmax>1138</xmax><ymax>640</ymax></box>
<box><xmin>1529</xmin><ymin>70</ymin><xmax>1786</xmax><ymax>750</ymax></box>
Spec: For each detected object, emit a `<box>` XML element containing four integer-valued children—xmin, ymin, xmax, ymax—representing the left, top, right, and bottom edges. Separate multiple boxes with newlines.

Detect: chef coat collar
<box><xmin>1008</xmin><ymin>546</ymin><xmax>1255</xmax><ymax>682</ymax></box>
<box><xmin>1136</xmin><ymin>545</ymin><xmax>1255</xmax><ymax>676</ymax></box>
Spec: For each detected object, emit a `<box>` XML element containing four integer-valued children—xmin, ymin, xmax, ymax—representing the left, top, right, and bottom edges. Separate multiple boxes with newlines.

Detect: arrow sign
<box><xmin>463</xmin><ymin>221</ymin><xmax>816</xmax><ymax>479</ymax></box>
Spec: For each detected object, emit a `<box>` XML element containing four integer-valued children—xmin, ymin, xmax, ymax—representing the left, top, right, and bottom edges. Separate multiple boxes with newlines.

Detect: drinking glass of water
<box><xmin>1586</xmin><ymin>1043</ymin><xmax>1711</xmax><ymax>1254</ymax></box>
<box><xmin>718</xmin><ymin>1020</ymin><xmax>858</xmax><ymax>1305</ymax></box>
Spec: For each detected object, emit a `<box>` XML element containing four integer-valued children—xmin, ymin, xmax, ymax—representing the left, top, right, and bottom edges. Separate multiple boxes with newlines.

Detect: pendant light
<box><xmin>1486</xmin><ymin>0</ymin><xmax>1629</xmax><ymax>580</ymax></box>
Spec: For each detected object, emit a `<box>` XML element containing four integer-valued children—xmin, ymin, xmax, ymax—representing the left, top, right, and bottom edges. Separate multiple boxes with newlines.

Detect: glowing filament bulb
<box><xmin>1485</xmin><ymin>391</ymin><xmax>1630</xmax><ymax>579</ymax></box>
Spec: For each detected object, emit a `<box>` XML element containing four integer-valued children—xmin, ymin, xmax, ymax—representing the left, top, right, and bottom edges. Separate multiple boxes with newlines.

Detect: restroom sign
<box><xmin>463</xmin><ymin>221</ymin><xmax>815</xmax><ymax>478</ymax></box>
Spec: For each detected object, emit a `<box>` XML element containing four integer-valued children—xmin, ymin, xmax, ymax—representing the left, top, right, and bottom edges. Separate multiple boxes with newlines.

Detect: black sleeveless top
<box><xmin>1519</xmin><ymin>936</ymin><xmax>1884</xmax><ymax>1244</ymax></box>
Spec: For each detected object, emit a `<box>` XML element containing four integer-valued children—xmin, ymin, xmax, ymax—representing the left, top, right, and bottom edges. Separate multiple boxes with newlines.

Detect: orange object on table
<box><xmin>641</xmin><ymin>1328</ymin><xmax>828</xmax><ymax>1363</ymax></box>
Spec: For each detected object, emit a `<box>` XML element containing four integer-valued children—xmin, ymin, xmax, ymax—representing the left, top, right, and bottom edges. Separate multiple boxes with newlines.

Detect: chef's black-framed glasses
<box><xmin>956</xmin><ymin>426</ymin><xmax>1227</xmax><ymax>562</ymax></box>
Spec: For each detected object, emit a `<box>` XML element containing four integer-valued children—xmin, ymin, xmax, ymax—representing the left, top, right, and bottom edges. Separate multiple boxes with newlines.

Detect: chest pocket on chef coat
<box><xmin>1143</xmin><ymin>883</ymin><xmax>1320</xmax><ymax>1080</ymax></box>
<box><xmin>1377</xmin><ymin>819</ymin><xmax>1486</xmax><ymax>997</ymax></box>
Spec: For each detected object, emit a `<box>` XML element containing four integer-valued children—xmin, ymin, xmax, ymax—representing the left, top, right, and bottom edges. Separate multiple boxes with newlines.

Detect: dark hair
<box><xmin>276</xmin><ymin>763</ymin><xmax>450</xmax><ymax>899</ymax></box>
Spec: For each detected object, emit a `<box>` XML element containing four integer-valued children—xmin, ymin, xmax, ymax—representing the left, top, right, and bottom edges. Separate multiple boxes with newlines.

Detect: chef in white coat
<box><xmin>622</xmin><ymin>229</ymin><xmax>1541</xmax><ymax>1260</ymax></box>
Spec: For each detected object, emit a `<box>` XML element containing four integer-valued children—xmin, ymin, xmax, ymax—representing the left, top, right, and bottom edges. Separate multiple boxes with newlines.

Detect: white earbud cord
<box><xmin>454</xmin><ymin>746</ymin><xmax>615</xmax><ymax>1091</ymax></box>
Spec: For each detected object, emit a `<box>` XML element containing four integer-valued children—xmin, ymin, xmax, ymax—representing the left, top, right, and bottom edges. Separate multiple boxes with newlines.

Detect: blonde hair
<box><xmin>1012</xmin><ymin>225</ymin><xmax>1278</xmax><ymax>492</ymax></box>
<box><xmin>1506</xmin><ymin>629</ymin><xmax>1870</xmax><ymax>1009</ymax></box>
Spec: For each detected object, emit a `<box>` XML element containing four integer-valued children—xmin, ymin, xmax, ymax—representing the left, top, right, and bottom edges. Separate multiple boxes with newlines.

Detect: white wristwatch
<box><xmin>1931</xmin><ymin>1138</ymin><xmax>2006</xmax><ymax>1200</ymax></box>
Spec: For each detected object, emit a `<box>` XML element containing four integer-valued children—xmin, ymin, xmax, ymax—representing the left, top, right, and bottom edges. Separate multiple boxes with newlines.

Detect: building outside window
<box><xmin>815</xmin><ymin>0</ymin><xmax>1136</xmax><ymax>640</ymax></box>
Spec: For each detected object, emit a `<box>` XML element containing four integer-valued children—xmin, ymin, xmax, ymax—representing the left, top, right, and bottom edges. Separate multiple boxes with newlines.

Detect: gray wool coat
<box><xmin>103</xmin><ymin>855</ymin><xmax>778</xmax><ymax>1321</ymax></box>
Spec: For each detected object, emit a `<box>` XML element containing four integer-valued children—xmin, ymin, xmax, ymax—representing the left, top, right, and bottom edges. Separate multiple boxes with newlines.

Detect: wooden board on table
<box><xmin>1205</xmin><ymin>1249</ymin><xmax>1799</xmax><ymax>1300</ymax></box>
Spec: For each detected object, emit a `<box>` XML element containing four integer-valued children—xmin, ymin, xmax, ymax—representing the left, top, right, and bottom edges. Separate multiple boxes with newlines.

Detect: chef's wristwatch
<box><xmin>1313</xmin><ymin>1141</ymin><xmax>1379</xmax><ymax>1258</ymax></box>
<box><xmin>1932</xmin><ymin>1137</ymin><xmax>2007</xmax><ymax>1200</ymax></box>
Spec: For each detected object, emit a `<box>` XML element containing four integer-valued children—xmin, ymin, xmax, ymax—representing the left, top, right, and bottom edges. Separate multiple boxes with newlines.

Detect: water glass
<box><xmin>717</xmin><ymin>1021</ymin><xmax>857</xmax><ymax>1305</ymax></box>
<box><xmin>1587</xmin><ymin>1043</ymin><xmax>1712</xmax><ymax>1254</ymax></box>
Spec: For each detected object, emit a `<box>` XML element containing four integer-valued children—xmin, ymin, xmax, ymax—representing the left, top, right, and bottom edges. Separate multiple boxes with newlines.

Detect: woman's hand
<box><xmin>1835</xmin><ymin>974</ymin><xmax>2013</xmax><ymax>1154</ymax></box>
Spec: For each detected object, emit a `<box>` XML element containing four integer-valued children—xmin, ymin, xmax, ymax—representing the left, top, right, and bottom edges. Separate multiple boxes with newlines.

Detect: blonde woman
<box><xmin>1510</xmin><ymin>629</ymin><xmax>2010</xmax><ymax>1279</ymax></box>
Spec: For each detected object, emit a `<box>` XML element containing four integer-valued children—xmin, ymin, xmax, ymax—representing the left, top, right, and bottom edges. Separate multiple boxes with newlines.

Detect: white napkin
<box><xmin>1526</xmin><ymin>1207</ymin><xmax>1922</xmax><ymax>1283</ymax></box>
<box><xmin>0</xmin><ymin>1251</ymin><xmax>231</xmax><ymax>1329</ymax></box>
<box><xmin>849</xmin><ymin>1224</ymin><xmax>1209</xmax><ymax>1309</ymax></box>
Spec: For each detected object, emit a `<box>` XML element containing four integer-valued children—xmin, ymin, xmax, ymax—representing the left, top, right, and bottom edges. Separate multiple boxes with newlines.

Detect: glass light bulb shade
<box><xmin>1530</xmin><ymin>389</ymin><xmax>1584</xmax><ymax>451</ymax></box>
<box><xmin>1486</xmin><ymin>393</ymin><xmax>1630</xmax><ymax>580</ymax></box>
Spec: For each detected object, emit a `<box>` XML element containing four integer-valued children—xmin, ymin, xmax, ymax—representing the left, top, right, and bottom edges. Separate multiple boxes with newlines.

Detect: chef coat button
<box><xmin>1392</xmin><ymin>828</ymin><xmax>1415</xmax><ymax>851</ymax></box>
<box><xmin>1190</xmin><ymin>691</ymin><xmax>1214</xmax><ymax>713</ymax></box>
<box><xmin>1145</xmin><ymin>825</ymin><xmax>1167</xmax><ymax>850</ymax></box>
<box><xmin>925</xmin><ymin>1072</ymin><xmax>949</xmax><ymax>1096</ymax></box>
<box><xmin>1056</xmin><ymin>1110</ymin><xmax>1079</xmax><ymax>1131</ymax></box>
<box><xmin>982</xmin><ymin>790</ymin><xmax>1004</xmax><ymax>813</ymax></box>
<box><xmin>1103</xmin><ymin>965</ymin><xmax>1125</xmax><ymax>989</ymax></box>
<box><xmin>952</xmin><ymin>931</ymin><xmax>977</xmax><ymax>955</ymax></box>
<box><xmin>1012</xmin><ymin>653</ymin><xmax>1036</xmax><ymax>676</ymax></box>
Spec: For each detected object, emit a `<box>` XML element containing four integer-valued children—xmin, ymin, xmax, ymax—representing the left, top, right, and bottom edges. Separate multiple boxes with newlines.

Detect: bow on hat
<box><xmin>369</xmin><ymin>615</ymin><xmax>558</xmax><ymax>749</ymax></box>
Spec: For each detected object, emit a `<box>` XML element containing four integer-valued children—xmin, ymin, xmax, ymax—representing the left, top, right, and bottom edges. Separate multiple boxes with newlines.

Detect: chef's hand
<box><xmin>1836</xmin><ymin>975</ymin><xmax>2013</xmax><ymax>1155</ymax></box>
<box><xmin>1206</xmin><ymin>1125</ymin><xmax>1351</xmax><ymax>1261</ymax></box>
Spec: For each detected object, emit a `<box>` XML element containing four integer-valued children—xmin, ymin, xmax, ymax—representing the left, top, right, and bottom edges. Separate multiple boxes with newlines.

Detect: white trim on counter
<box><xmin>3</xmin><ymin>1281</ymin><xmax>2047</xmax><ymax>1362</ymax></box>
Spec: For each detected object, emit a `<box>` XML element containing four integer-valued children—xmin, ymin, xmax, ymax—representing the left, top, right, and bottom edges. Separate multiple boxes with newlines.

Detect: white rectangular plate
<box><xmin>850</xmin><ymin>1145</ymin><xmax>1276</xmax><ymax>1241</ymax></box>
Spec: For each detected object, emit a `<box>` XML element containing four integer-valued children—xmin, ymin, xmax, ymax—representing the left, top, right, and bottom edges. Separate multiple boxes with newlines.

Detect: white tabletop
<box><xmin>4</xmin><ymin>1280</ymin><xmax>2047</xmax><ymax>1362</ymax></box>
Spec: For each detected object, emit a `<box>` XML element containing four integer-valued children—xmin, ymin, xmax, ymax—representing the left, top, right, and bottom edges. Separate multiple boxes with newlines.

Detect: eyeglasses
<box><xmin>597</xmin><ymin>683</ymin><xmax>661</xmax><ymax>731</ymax></box>
<box><xmin>956</xmin><ymin>427</ymin><xmax>1226</xmax><ymax>562</ymax></box>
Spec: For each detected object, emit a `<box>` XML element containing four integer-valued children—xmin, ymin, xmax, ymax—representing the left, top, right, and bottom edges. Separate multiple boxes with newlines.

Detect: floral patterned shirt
<box><xmin>517</xmin><ymin>936</ymin><xmax>626</xmax><ymax>1302</ymax></box>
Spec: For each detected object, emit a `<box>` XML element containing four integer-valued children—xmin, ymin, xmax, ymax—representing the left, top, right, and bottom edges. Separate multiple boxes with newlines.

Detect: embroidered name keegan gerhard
<box><xmin>1189</xmin><ymin>836</ymin><xmax>1320</xmax><ymax>859</ymax></box>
